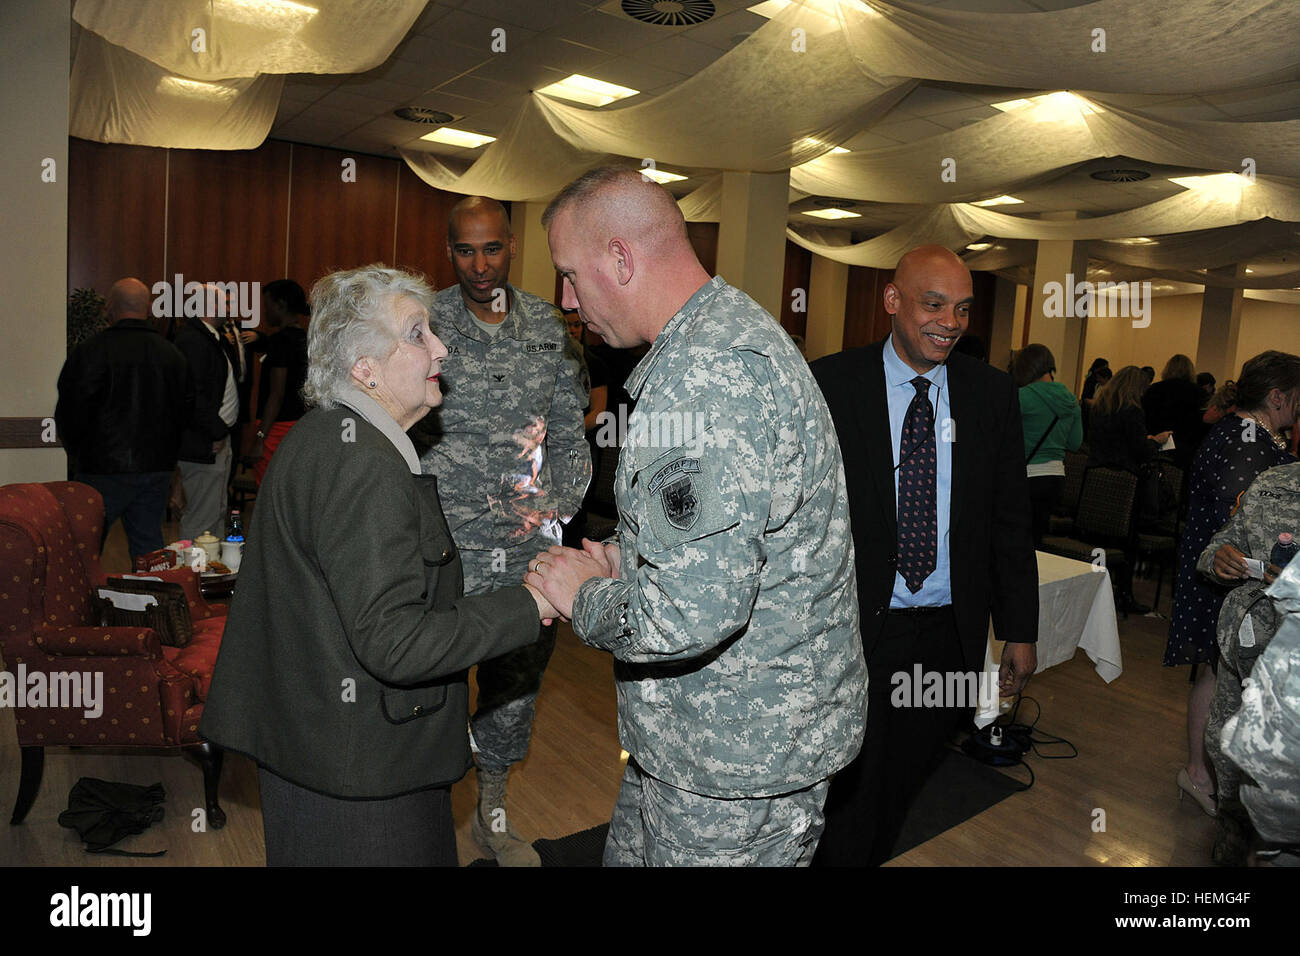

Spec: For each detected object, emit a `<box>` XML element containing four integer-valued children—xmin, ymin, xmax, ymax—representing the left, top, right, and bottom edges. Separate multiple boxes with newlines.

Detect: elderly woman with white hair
<box><xmin>201</xmin><ymin>265</ymin><xmax>557</xmax><ymax>866</ymax></box>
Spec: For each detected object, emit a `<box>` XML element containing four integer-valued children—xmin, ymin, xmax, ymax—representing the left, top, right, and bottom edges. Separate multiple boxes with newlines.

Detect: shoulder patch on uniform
<box><xmin>638</xmin><ymin>445</ymin><xmax>731</xmax><ymax>547</ymax></box>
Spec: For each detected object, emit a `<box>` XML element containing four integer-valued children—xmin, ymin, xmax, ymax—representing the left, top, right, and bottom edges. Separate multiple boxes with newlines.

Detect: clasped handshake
<box><xmin>522</xmin><ymin>538</ymin><xmax>622</xmax><ymax>625</ymax></box>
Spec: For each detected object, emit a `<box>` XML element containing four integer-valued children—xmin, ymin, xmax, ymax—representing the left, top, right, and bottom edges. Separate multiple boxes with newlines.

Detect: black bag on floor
<box><xmin>57</xmin><ymin>777</ymin><xmax>167</xmax><ymax>856</ymax></box>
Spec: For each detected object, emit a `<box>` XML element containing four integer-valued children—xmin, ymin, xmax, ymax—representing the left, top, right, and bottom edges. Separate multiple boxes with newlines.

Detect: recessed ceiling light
<box><xmin>640</xmin><ymin>168</ymin><xmax>687</xmax><ymax>184</ymax></box>
<box><xmin>1111</xmin><ymin>237</ymin><xmax>1156</xmax><ymax>244</ymax></box>
<box><xmin>749</xmin><ymin>0</ymin><xmax>873</xmax><ymax>17</ymax></box>
<box><xmin>1245</xmin><ymin>267</ymin><xmax>1255</xmax><ymax>274</ymax></box>
<box><xmin>971</xmin><ymin>195</ymin><xmax>1024</xmax><ymax>207</ymax></box>
<box><xmin>1169</xmin><ymin>173</ymin><xmax>1248</xmax><ymax>189</ymax></box>
<box><xmin>537</xmin><ymin>74</ymin><xmax>639</xmax><ymax>107</ymax></box>
<box><xmin>965</xmin><ymin>242</ymin><xmax>993</xmax><ymax>251</ymax></box>
<box><xmin>992</xmin><ymin>91</ymin><xmax>1098</xmax><ymax>119</ymax></box>
<box><xmin>419</xmin><ymin>128</ymin><xmax>496</xmax><ymax>149</ymax></box>
<box><xmin>804</xmin><ymin>208</ymin><xmax>860</xmax><ymax>220</ymax></box>
<box><xmin>213</xmin><ymin>0</ymin><xmax>318</xmax><ymax>30</ymax></box>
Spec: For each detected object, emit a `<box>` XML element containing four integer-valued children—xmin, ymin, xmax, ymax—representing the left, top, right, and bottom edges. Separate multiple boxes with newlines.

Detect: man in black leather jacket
<box><xmin>55</xmin><ymin>277</ymin><xmax>193</xmax><ymax>560</ymax></box>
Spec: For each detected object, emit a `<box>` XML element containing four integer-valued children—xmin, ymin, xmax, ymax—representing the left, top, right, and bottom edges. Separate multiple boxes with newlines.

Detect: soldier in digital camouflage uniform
<box><xmin>526</xmin><ymin>167</ymin><xmax>867</xmax><ymax>866</ymax></box>
<box><xmin>1198</xmin><ymin>461</ymin><xmax>1300</xmax><ymax>864</ymax></box>
<box><xmin>411</xmin><ymin>197</ymin><xmax>590</xmax><ymax>866</ymax></box>
<box><xmin>1222</xmin><ymin>558</ymin><xmax>1300</xmax><ymax>865</ymax></box>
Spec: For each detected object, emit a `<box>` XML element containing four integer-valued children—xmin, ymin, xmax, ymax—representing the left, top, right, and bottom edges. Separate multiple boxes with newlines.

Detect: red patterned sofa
<box><xmin>0</xmin><ymin>481</ymin><xmax>227</xmax><ymax>827</ymax></box>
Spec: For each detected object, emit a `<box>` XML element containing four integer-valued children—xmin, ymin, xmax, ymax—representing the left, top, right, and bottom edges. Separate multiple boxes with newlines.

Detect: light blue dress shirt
<box><xmin>884</xmin><ymin>334</ymin><xmax>953</xmax><ymax>607</ymax></box>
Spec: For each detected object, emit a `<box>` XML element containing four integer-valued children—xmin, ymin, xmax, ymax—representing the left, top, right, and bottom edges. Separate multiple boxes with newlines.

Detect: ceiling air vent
<box><xmin>621</xmin><ymin>0</ymin><xmax>716</xmax><ymax>26</ymax></box>
<box><xmin>393</xmin><ymin>107</ymin><xmax>454</xmax><ymax>124</ymax></box>
<box><xmin>1089</xmin><ymin>168</ymin><xmax>1150</xmax><ymax>183</ymax></box>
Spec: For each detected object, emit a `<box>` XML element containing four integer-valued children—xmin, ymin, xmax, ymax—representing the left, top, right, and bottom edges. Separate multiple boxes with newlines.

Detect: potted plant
<box><xmin>67</xmin><ymin>287</ymin><xmax>107</xmax><ymax>352</ymax></box>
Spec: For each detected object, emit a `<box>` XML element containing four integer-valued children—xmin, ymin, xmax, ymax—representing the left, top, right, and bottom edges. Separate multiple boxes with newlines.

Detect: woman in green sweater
<box><xmin>1013</xmin><ymin>344</ymin><xmax>1084</xmax><ymax>546</ymax></box>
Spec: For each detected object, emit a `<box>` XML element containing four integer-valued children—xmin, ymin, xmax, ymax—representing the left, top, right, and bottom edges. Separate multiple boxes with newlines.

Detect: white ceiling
<box><xmin>268</xmin><ymin>0</ymin><xmax>1300</xmax><ymax>232</ymax></box>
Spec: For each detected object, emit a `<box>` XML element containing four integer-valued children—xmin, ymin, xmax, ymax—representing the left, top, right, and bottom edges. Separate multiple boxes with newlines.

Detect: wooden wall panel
<box><xmin>394</xmin><ymin>162</ymin><xmax>459</xmax><ymax>291</ymax></box>
<box><xmin>67</xmin><ymin>138</ymin><xmax>167</xmax><ymax>297</ymax></box>
<box><xmin>779</xmin><ymin>240</ymin><xmax>811</xmax><ymax>337</ymax></box>
<box><xmin>167</xmin><ymin>140</ymin><xmax>290</xmax><ymax>288</ymax></box>
<box><xmin>843</xmin><ymin>265</ymin><xmax>892</xmax><ymax>350</ymax></box>
<box><xmin>686</xmin><ymin>221</ymin><xmax>718</xmax><ymax>276</ymax></box>
<box><xmin>286</xmin><ymin>144</ymin><xmax>399</xmax><ymax>292</ymax></box>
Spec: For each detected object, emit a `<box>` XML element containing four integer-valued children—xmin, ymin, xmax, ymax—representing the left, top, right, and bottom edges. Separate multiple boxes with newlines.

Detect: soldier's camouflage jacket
<box><xmin>571</xmin><ymin>276</ymin><xmax>867</xmax><ymax>798</ymax></box>
<box><xmin>1201</xmin><ymin>462</ymin><xmax>1300</xmax><ymax>844</ymax></box>
<box><xmin>415</xmin><ymin>283</ymin><xmax>591</xmax><ymax>550</ymax></box>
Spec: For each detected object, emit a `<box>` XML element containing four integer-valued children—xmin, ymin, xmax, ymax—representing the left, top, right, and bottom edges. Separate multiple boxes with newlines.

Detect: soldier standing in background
<box><xmin>411</xmin><ymin>196</ymin><xmax>590</xmax><ymax>866</ymax></box>
<box><xmin>527</xmin><ymin>166</ymin><xmax>866</xmax><ymax>866</ymax></box>
<box><xmin>1199</xmin><ymin>461</ymin><xmax>1300</xmax><ymax>864</ymax></box>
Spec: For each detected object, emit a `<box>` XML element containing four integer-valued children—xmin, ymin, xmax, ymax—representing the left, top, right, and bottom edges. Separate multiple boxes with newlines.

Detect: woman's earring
<box><xmin>368</xmin><ymin>380</ymin><xmax>376</xmax><ymax>388</ymax></box>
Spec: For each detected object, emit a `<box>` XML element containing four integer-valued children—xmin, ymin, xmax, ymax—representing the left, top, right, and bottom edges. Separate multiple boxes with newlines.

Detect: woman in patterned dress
<box><xmin>1165</xmin><ymin>351</ymin><xmax>1300</xmax><ymax>817</ymax></box>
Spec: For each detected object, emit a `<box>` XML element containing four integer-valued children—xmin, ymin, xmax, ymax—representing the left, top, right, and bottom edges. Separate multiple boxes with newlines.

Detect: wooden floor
<box><xmin>0</xmin><ymin>517</ymin><xmax>1214</xmax><ymax>866</ymax></box>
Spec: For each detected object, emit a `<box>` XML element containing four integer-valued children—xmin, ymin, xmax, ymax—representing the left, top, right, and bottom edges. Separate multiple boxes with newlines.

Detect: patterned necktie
<box><xmin>897</xmin><ymin>375</ymin><xmax>937</xmax><ymax>593</ymax></box>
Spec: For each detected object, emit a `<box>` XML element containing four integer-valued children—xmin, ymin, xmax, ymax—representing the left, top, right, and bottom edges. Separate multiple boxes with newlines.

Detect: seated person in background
<box><xmin>1143</xmin><ymin>354</ymin><xmax>1207</xmax><ymax>471</ymax></box>
<box><xmin>200</xmin><ymin>265</ymin><xmax>558</xmax><ymax>867</ymax></box>
<box><xmin>1013</xmin><ymin>343</ymin><xmax>1083</xmax><ymax>547</ymax></box>
<box><xmin>244</xmin><ymin>279</ymin><xmax>310</xmax><ymax>485</ymax></box>
<box><xmin>1201</xmin><ymin>461</ymin><xmax>1300</xmax><ymax>865</ymax></box>
<box><xmin>1203</xmin><ymin>378</ymin><xmax>1236</xmax><ymax>425</ymax></box>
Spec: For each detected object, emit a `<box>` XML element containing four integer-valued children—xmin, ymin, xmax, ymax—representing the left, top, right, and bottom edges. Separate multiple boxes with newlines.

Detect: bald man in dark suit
<box><xmin>810</xmin><ymin>245</ymin><xmax>1039</xmax><ymax>866</ymax></box>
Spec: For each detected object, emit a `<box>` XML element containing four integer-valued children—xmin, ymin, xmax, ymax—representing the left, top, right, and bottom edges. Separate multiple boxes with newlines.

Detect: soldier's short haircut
<box><xmin>541</xmin><ymin>165</ymin><xmax>684</xmax><ymax>237</ymax></box>
<box><xmin>447</xmin><ymin>196</ymin><xmax>511</xmax><ymax>245</ymax></box>
<box><xmin>303</xmin><ymin>264</ymin><xmax>435</xmax><ymax>410</ymax></box>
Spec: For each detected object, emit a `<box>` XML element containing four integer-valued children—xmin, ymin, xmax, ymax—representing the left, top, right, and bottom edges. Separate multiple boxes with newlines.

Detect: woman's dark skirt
<box><xmin>258</xmin><ymin>767</ymin><xmax>457</xmax><ymax>866</ymax></box>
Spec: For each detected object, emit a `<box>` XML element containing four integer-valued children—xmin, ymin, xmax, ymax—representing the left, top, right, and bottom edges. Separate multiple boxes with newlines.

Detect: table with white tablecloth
<box><xmin>977</xmin><ymin>551</ymin><xmax>1122</xmax><ymax>725</ymax></box>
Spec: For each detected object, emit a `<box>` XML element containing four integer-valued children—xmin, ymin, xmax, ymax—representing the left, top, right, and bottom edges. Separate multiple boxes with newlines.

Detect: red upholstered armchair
<box><xmin>0</xmin><ymin>481</ymin><xmax>227</xmax><ymax>828</ymax></box>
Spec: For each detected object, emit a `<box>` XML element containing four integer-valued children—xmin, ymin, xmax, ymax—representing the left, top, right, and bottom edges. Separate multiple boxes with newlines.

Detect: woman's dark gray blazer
<box><xmin>199</xmin><ymin>403</ymin><xmax>540</xmax><ymax>798</ymax></box>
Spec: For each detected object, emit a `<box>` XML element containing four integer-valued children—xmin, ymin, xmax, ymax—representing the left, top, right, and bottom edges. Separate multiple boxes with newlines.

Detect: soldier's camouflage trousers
<box><xmin>462</xmin><ymin>545</ymin><xmax>559</xmax><ymax>774</ymax></box>
<box><xmin>604</xmin><ymin>758</ymin><xmax>830</xmax><ymax>866</ymax></box>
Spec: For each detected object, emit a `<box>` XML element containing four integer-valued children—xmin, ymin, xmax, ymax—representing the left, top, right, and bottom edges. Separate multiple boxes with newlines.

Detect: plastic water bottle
<box><xmin>1270</xmin><ymin>532</ymin><xmax>1299</xmax><ymax>571</ymax></box>
<box><xmin>226</xmin><ymin>509</ymin><xmax>244</xmax><ymax>543</ymax></box>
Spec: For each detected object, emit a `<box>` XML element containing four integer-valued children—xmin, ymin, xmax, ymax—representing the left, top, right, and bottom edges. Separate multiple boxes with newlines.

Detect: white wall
<box><xmin>0</xmin><ymin>2</ymin><xmax>70</xmax><ymax>483</ymax></box>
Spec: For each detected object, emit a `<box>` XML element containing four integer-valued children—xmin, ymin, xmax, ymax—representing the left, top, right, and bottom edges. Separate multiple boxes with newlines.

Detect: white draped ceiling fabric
<box><xmin>69</xmin><ymin>0</ymin><xmax>1300</xmax><ymax>285</ymax></box>
<box><xmin>69</xmin><ymin>0</ymin><xmax>425</xmax><ymax>149</ymax></box>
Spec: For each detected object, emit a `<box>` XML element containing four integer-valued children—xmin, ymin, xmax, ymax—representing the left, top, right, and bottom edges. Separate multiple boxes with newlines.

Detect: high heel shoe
<box><xmin>1177</xmin><ymin>768</ymin><xmax>1217</xmax><ymax>818</ymax></box>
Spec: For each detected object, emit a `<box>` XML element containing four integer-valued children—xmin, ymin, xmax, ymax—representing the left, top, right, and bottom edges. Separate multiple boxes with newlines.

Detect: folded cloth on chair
<box><xmin>57</xmin><ymin>777</ymin><xmax>167</xmax><ymax>856</ymax></box>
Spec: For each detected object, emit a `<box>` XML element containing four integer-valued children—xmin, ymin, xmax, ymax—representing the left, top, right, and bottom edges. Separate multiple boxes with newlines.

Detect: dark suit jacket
<box><xmin>173</xmin><ymin>317</ymin><xmax>234</xmax><ymax>463</ymax></box>
<box><xmin>811</xmin><ymin>340</ymin><xmax>1038</xmax><ymax>669</ymax></box>
<box><xmin>199</xmin><ymin>404</ymin><xmax>540</xmax><ymax>799</ymax></box>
